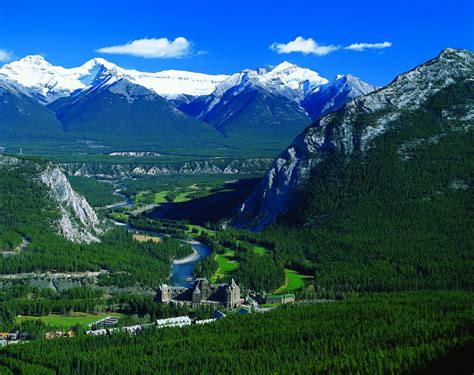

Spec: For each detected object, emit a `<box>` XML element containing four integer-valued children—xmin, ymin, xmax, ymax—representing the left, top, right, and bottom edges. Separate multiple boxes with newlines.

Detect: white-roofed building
<box><xmin>156</xmin><ymin>316</ymin><xmax>192</xmax><ymax>328</ymax></box>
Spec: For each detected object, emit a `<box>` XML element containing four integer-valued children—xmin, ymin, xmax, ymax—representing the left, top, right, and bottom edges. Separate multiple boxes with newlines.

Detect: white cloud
<box><xmin>345</xmin><ymin>41</ymin><xmax>392</xmax><ymax>51</ymax></box>
<box><xmin>270</xmin><ymin>36</ymin><xmax>339</xmax><ymax>56</ymax></box>
<box><xmin>270</xmin><ymin>37</ymin><xmax>392</xmax><ymax>56</ymax></box>
<box><xmin>96</xmin><ymin>37</ymin><xmax>191</xmax><ymax>59</ymax></box>
<box><xmin>0</xmin><ymin>49</ymin><xmax>13</xmax><ymax>62</ymax></box>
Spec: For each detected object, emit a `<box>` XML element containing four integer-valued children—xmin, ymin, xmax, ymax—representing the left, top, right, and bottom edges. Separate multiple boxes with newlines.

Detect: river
<box><xmin>108</xmin><ymin>182</ymin><xmax>211</xmax><ymax>287</ymax></box>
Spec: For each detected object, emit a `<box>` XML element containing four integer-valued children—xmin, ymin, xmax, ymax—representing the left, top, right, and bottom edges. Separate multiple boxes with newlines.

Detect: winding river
<box><xmin>108</xmin><ymin>182</ymin><xmax>211</xmax><ymax>287</ymax></box>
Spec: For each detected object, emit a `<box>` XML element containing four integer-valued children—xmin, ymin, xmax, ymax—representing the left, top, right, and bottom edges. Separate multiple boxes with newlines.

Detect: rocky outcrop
<box><xmin>39</xmin><ymin>166</ymin><xmax>104</xmax><ymax>243</ymax></box>
<box><xmin>60</xmin><ymin>158</ymin><xmax>272</xmax><ymax>179</ymax></box>
<box><xmin>236</xmin><ymin>48</ymin><xmax>474</xmax><ymax>230</ymax></box>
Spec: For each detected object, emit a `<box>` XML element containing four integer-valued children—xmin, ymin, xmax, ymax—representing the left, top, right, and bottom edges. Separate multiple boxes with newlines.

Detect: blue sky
<box><xmin>0</xmin><ymin>0</ymin><xmax>472</xmax><ymax>86</ymax></box>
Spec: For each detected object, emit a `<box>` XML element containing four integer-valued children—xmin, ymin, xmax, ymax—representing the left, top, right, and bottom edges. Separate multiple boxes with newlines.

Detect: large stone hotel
<box><xmin>156</xmin><ymin>278</ymin><xmax>241</xmax><ymax>308</ymax></box>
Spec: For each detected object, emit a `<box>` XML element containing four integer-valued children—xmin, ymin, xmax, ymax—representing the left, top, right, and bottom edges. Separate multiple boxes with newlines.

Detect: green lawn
<box><xmin>210</xmin><ymin>249</ymin><xmax>239</xmax><ymax>283</ymax></box>
<box><xmin>274</xmin><ymin>269</ymin><xmax>313</xmax><ymax>294</ymax></box>
<box><xmin>16</xmin><ymin>312</ymin><xmax>125</xmax><ymax>329</ymax></box>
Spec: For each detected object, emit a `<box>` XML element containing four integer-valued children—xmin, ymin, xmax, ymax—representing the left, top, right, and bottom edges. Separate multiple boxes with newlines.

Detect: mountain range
<box><xmin>0</xmin><ymin>56</ymin><xmax>375</xmax><ymax>155</ymax></box>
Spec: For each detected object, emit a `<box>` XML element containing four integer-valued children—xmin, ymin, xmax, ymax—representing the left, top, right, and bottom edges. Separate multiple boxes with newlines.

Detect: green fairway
<box><xmin>110</xmin><ymin>212</ymin><xmax>129</xmax><ymax>222</ymax></box>
<box><xmin>154</xmin><ymin>191</ymin><xmax>170</xmax><ymax>204</ymax></box>
<box><xmin>253</xmin><ymin>245</ymin><xmax>269</xmax><ymax>255</ymax></box>
<box><xmin>174</xmin><ymin>191</ymin><xmax>192</xmax><ymax>203</ymax></box>
<box><xmin>274</xmin><ymin>269</ymin><xmax>313</xmax><ymax>294</ymax></box>
<box><xmin>210</xmin><ymin>249</ymin><xmax>239</xmax><ymax>283</ymax></box>
<box><xmin>16</xmin><ymin>312</ymin><xmax>125</xmax><ymax>329</ymax></box>
<box><xmin>186</xmin><ymin>224</ymin><xmax>215</xmax><ymax>236</ymax></box>
<box><xmin>135</xmin><ymin>190</ymin><xmax>151</xmax><ymax>203</ymax></box>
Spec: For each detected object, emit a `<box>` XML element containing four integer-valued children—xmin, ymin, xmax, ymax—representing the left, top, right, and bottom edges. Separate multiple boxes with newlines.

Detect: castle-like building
<box><xmin>157</xmin><ymin>278</ymin><xmax>241</xmax><ymax>308</ymax></box>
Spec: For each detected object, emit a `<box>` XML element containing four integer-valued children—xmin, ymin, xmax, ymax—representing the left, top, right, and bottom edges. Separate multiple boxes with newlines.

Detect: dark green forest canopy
<box><xmin>0</xmin><ymin>292</ymin><xmax>473</xmax><ymax>374</ymax></box>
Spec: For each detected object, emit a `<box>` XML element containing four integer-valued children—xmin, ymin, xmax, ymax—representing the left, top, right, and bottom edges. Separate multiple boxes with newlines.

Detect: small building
<box><xmin>18</xmin><ymin>332</ymin><xmax>32</xmax><ymax>340</ymax></box>
<box><xmin>238</xmin><ymin>306</ymin><xmax>252</xmax><ymax>315</ymax></box>
<box><xmin>122</xmin><ymin>325</ymin><xmax>141</xmax><ymax>334</ymax></box>
<box><xmin>212</xmin><ymin>310</ymin><xmax>226</xmax><ymax>320</ymax></box>
<box><xmin>194</xmin><ymin>319</ymin><xmax>216</xmax><ymax>325</ymax></box>
<box><xmin>263</xmin><ymin>293</ymin><xmax>295</xmax><ymax>305</ymax></box>
<box><xmin>86</xmin><ymin>329</ymin><xmax>108</xmax><ymax>336</ymax></box>
<box><xmin>156</xmin><ymin>316</ymin><xmax>192</xmax><ymax>328</ymax></box>
<box><xmin>88</xmin><ymin>316</ymin><xmax>119</xmax><ymax>328</ymax></box>
<box><xmin>65</xmin><ymin>330</ymin><xmax>75</xmax><ymax>338</ymax></box>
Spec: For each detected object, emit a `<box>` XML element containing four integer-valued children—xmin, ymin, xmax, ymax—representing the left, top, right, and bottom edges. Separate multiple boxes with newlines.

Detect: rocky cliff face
<box><xmin>0</xmin><ymin>155</ymin><xmax>104</xmax><ymax>243</ymax></box>
<box><xmin>39</xmin><ymin>166</ymin><xmax>104</xmax><ymax>243</ymax></box>
<box><xmin>236</xmin><ymin>48</ymin><xmax>474</xmax><ymax>230</ymax></box>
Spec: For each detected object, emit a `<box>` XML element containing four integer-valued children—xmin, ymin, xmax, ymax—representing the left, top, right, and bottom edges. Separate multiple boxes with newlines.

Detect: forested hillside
<box><xmin>0</xmin><ymin>155</ymin><xmax>192</xmax><ymax>287</ymax></box>
<box><xmin>235</xmin><ymin>49</ymin><xmax>474</xmax><ymax>294</ymax></box>
<box><xmin>1</xmin><ymin>292</ymin><xmax>473</xmax><ymax>374</ymax></box>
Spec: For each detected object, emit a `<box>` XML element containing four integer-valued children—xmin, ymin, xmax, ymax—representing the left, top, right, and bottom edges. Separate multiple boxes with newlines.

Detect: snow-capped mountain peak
<box><xmin>328</xmin><ymin>74</ymin><xmax>378</xmax><ymax>96</ymax></box>
<box><xmin>0</xmin><ymin>55</ymin><xmax>230</xmax><ymax>104</ymax></box>
<box><xmin>301</xmin><ymin>73</ymin><xmax>377</xmax><ymax>120</ymax></box>
<box><xmin>265</xmin><ymin>61</ymin><xmax>328</xmax><ymax>96</ymax></box>
<box><xmin>79</xmin><ymin>57</ymin><xmax>118</xmax><ymax>71</ymax></box>
<box><xmin>194</xmin><ymin>61</ymin><xmax>331</xmax><ymax>118</ymax></box>
<box><xmin>271</xmin><ymin>61</ymin><xmax>297</xmax><ymax>72</ymax></box>
<box><xmin>0</xmin><ymin>55</ymin><xmax>88</xmax><ymax>103</ymax></box>
<box><xmin>16</xmin><ymin>55</ymin><xmax>51</xmax><ymax>66</ymax></box>
<box><xmin>213</xmin><ymin>62</ymin><xmax>328</xmax><ymax>100</ymax></box>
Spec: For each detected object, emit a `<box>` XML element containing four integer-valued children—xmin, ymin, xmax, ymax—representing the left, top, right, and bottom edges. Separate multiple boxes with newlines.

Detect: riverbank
<box><xmin>173</xmin><ymin>247</ymin><xmax>199</xmax><ymax>265</ymax></box>
<box><xmin>108</xmin><ymin>183</ymin><xmax>212</xmax><ymax>287</ymax></box>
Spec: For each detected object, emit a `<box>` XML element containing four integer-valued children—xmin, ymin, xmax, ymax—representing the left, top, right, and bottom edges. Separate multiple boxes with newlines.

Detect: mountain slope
<box><xmin>237</xmin><ymin>48</ymin><xmax>474</xmax><ymax>230</ymax></box>
<box><xmin>301</xmin><ymin>74</ymin><xmax>377</xmax><ymax>120</ymax></box>
<box><xmin>52</xmin><ymin>77</ymin><xmax>225</xmax><ymax>151</ymax></box>
<box><xmin>180</xmin><ymin>62</ymin><xmax>375</xmax><ymax>151</ymax></box>
<box><xmin>0</xmin><ymin>81</ymin><xmax>66</xmax><ymax>143</ymax></box>
<box><xmin>182</xmin><ymin>62</ymin><xmax>327</xmax><ymax>127</ymax></box>
<box><xmin>200</xmin><ymin>85</ymin><xmax>311</xmax><ymax>141</ymax></box>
